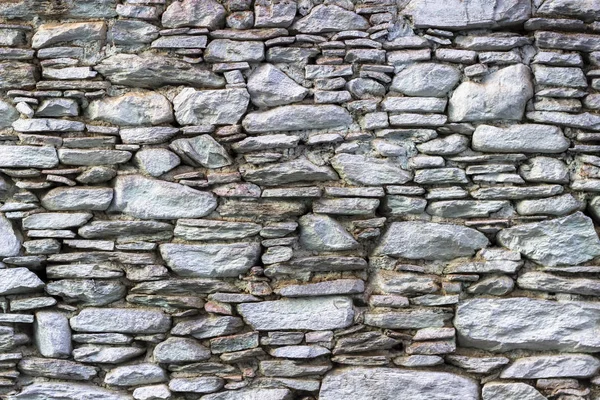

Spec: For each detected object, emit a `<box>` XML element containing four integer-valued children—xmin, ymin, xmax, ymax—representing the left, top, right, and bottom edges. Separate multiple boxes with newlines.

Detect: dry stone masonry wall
<box><xmin>1</xmin><ymin>0</ymin><xmax>600</xmax><ymax>399</ymax></box>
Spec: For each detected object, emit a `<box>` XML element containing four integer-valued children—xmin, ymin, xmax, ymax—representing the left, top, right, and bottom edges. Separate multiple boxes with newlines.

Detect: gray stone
<box><xmin>533</xmin><ymin>65</ymin><xmax>587</xmax><ymax>88</ymax></box>
<box><xmin>270</xmin><ymin>345</ymin><xmax>330</xmax><ymax>359</ymax></box>
<box><xmin>0</xmin><ymin>61</ymin><xmax>37</xmax><ymax>90</ymax></box>
<box><xmin>497</xmin><ymin>212</ymin><xmax>600</xmax><ymax>266</ymax></box>
<box><xmin>78</xmin><ymin>220</ymin><xmax>173</xmax><ymax>239</ymax></box>
<box><xmin>331</xmin><ymin>154</ymin><xmax>412</xmax><ymax>186</ymax></box>
<box><xmin>482</xmin><ymin>382</ymin><xmax>546</xmax><ymax>400</ymax></box>
<box><xmin>416</xmin><ymin>134</ymin><xmax>469</xmax><ymax>155</ymax></box>
<box><xmin>169</xmin><ymin>377</ymin><xmax>224</xmax><ymax>394</ymax></box>
<box><xmin>174</xmin><ymin>219</ymin><xmax>261</xmax><ymax>241</ymax></box>
<box><xmin>382</xmin><ymin>195</ymin><xmax>427</xmax><ymax>216</ymax></box>
<box><xmin>232</xmin><ymin>134</ymin><xmax>299</xmax><ymax>153</ymax></box>
<box><xmin>95</xmin><ymin>53</ymin><xmax>225</xmax><ymax>89</ymax></box>
<box><xmin>105</xmin><ymin>363</ymin><xmax>167</xmax><ymax>387</ymax></box>
<box><xmin>7</xmin><ymin>382</ymin><xmax>131</xmax><ymax>400</ymax></box>
<box><xmin>41</xmin><ymin>187</ymin><xmax>113</xmax><ymax>211</ymax></box>
<box><xmin>241</xmin><ymin>157</ymin><xmax>338</xmax><ymax>185</ymax></box>
<box><xmin>46</xmin><ymin>279</ymin><xmax>126</xmax><ymax>306</ymax></box>
<box><xmin>173</xmin><ymin>88</ymin><xmax>249</xmax><ymax>125</ymax></box>
<box><xmin>536</xmin><ymin>0</ymin><xmax>600</xmax><ymax>20</ymax></box>
<box><xmin>13</xmin><ymin>118</ymin><xmax>85</xmax><ymax>132</ymax></box>
<box><xmin>133</xmin><ymin>385</ymin><xmax>171</xmax><ymax>400</ymax></box>
<box><xmin>170</xmin><ymin>135</ymin><xmax>232</xmax><ymax>168</ymax></box>
<box><xmin>455</xmin><ymin>297</ymin><xmax>600</xmax><ymax>351</ymax></box>
<box><xmin>153</xmin><ymin>337</ymin><xmax>211</xmax><ymax>363</ymax></box>
<box><xmin>162</xmin><ymin>0</ymin><xmax>226</xmax><ymax>29</ymax></box>
<box><xmin>247</xmin><ymin>64</ymin><xmax>308</xmax><ymax>108</ymax></box>
<box><xmin>109</xmin><ymin>20</ymin><xmax>159</xmax><ymax>44</ymax></box>
<box><xmin>36</xmin><ymin>98</ymin><xmax>79</xmax><ymax>117</ymax></box>
<box><xmin>375</xmin><ymin>221</ymin><xmax>489</xmax><ymax>260</ymax></box>
<box><xmin>0</xmin><ymin>99</ymin><xmax>19</xmax><ymax>128</ymax></box>
<box><xmin>414</xmin><ymin>168</ymin><xmax>468</xmax><ymax>185</ymax></box>
<box><xmin>34</xmin><ymin>311</ymin><xmax>72</xmax><ymax>358</ymax></box>
<box><xmin>516</xmin><ymin>194</ymin><xmax>582</xmax><ymax>216</ymax></box>
<box><xmin>70</xmin><ymin>308</ymin><xmax>171</xmax><ymax>334</ymax></box>
<box><xmin>500</xmin><ymin>354</ymin><xmax>600</xmax><ymax>379</ymax></box>
<box><xmin>472</xmin><ymin>124</ymin><xmax>569</xmax><ymax>153</ymax></box>
<box><xmin>0</xmin><ymin>268</ymin><xmax>43</xmax><ymax>295</ymax></box>
<box><xmin>172</xmin><ymin>315</ymin><xmax>244</xmax><ymax>339</ymax></box>
<box><xmin>466</xmin><ymin>276</ymin><xmax>514</xmax><ymax>296</ymax></box>
<box><xmin>402</xmin><ymin>0</ymin><xmax>531</xmax><ymax>30</ymax></box>
<box><xmin>204</xmin><ymin>39</ymin><xmax>264</xmax><ymax>62</ymax></box>
<box><xmin>527</xmin><ymin>111</ymin><xmax>600</xmax><ymax>131</ymax></box>
<box><xmin>0</xmin><ymin>145</ymin><xmax>58</xmax><ymax>168</ymax></box>
<box><xmin>292</xmin><ymin>5</ymin><xmax>369</xmax><ymax>33</ymax></box>
<box><xmin>111</xmin><ymin>175</ymin><xmax>217</xmax><ymax>219</ymax></box>
<box><xmin>0</xmin><ymin>214</ymin><xmax>21</xmax><ymax>257</ymax></box>
<box><xmin>32</xmin><ymin>21</ymin><xmax>106</xmax><ymax>49</ymax></box>
<box><xmin>119</xmin><ymin>127</ymin><xmax>179</xmax><ymax>145</ymax></box>
<box><xmin>58</xmin><ymin>149</ymin><xmax>132</xmax><ymax>166</ymax></box>
<box><xmin>159</xmin><ymin>242</ymin><xmax>261</xmax><ymax>277</ymax></box>
<box><xmin>238</xmin><ymin>297</ymin><xmax>355</xmax><ymax>331</ymax></box>
<box><xmin>255</xmin><ymin>0</ymin><xmax>296</xmax><ymax>27</ymax></box>
<box><xmin>135</xmin><ymin>148</ymin><xmax>181</xmax><ymax>177</ymax></box>
<box><xmin>298</xmin><ymin>214</ymin><xmax>359</xmax><ymax>251</ymax></box>
<box><xmin>73</xmin><ymin>345</ymin><xmax>146</xmax><ymax>364</ymax></box>
<box><xmin>18</xmin><ymin>357</ymin><xmax>97</xmax><ymax>381</ymax></box>
<box><xmin>391</xmin><ymin>63</ymin><xmax>461</xmax><ymax>97</ymax></box>
<box><xmin>519</xmin><ymin>156</ymin><xmax>569</xmax><ymax>183</ymax></box>
<box><xmin>242</xmin><ymin>105</ymin><xmax>352</xmax><ymax>133</ymax></box>
<box><xmin>320</xmin><ymin>367</ymin><xmax>479</xmax><ymax>400</ymax></box>
<box><xmin>427</xmin><ymin>200</ymin><xmax>510</xmax><ymax>218</ymax></box>
<box><xmin>277</xmin><ymin>279</ymin><xmax>364</xmax><ymax>297</ymax></box>
<box><xmin>517</xmin><ymin>271</ymin><xmax>600</xmax><ymax>296</ymax></box>
<box><xmin>201</xmin><ymin>388</ymin><xmax>293</xmax><ymax>400</ymax></box>
<box><xmin>535</xmin><ymin>31</ymin><xmax>600</xmax><ymax>52</ymax></box>
<box><xmin>449</xmin><ymin>64</ymin><xmax>534</xmax><ymax>121</ymax></box>
<box><xmin>370</xmin><ymin>270</ymin><xmax>438</xmax><ymax>296</ymax></box>
<box><xmin>85</xmin><ymin>92</ymin><xmax>173</xmax><ymax>126</ymax></box>
<box><xmin>446</xmin><ymin>355</ymin><xmax>510</xmax><ymax>374</ymax></box>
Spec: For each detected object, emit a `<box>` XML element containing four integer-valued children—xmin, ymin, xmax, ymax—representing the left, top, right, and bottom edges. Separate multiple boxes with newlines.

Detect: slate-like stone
<box><xmin>238</xmin><ymin>297</ymin><xmax>355</xmax><ymax>331</ymax></box>
<box><xmin>536</xmin><ymin>0</ymin><xmax>600</xmax><ymax>21</ymax></box>
<box><xmin>173</xmin><ymin>88</ymin><xmax>249</xmax><ymax>125</ymax></box>
<box><xmin>0</xmin><ymin>214</ymin><xmax>21</xmax><ymax>257</ymax></box>
<box><xmin>426</xmin><ymin>200</ymin><xmax>509</xmax><ymax>218</ymax></box>
<box><xmin>172</xmin><ymin>315</ymin><xmax>244</xmax><ymax>339</ymax></box>
<box><xmin>320</xmin><ymin>367</ymin><xmax>479</xmax><ymax>400</ymax></box>
<box><xmin>455</xmin><ymin>297</ymin><xmax>600</xmax><ymax>351</ymax></box>
<box><xmin>204</xmin><ymin>39</ymin><xmax>264</xmax><ymax>62</ymax></box>
<box><xmin>105</xmin><ymin>363</ymin><xmax>167</xmax><ymax>387</ymax></box>
<box><xmin>18</xmin><ymin>357</ymin><xmax>97</xmax><ymax>381</ymax></box>
<box><xmin>516</xmin><ymin>194</ymin><xmax>582</xmax><ymax>216</ymax></box>
<box><xmin>497</xmin><ymin>212</ymin><xmax>600</xmax><ymax>266</ymax></box>
<box><xmin>46</xmin><ymin>279</ymin><xmax>126</xmax><ymax>306</ymax></box>
<box><xmin>7</xmin><ymin>382</ymin><xmax>131</xmax><ymax>400</ymax></box>
<box><xmin>482</xmin><ymin>382</ymin><xmax>546</xmax><ymax>400</ymax></box>
<box><xmin>34</xmin><ymin>311</ymin><xmax>72</xmax><ymax>358</ymax></box>
<box><xmin>58</xmin><ymin>149</ymin><xmax>132</xmax><ymax>166</ymax></box>
<box><xmin>70</xmin><ymin>308</ymin><xmax>171</xmax><ymax>334</ymax></box>
<box><xmin>242</xmin><ymin>105</ymin><xmax>352</xmax><ymax>133</ymax></box>
<box><xmin>375</xmin><ymin>221</ymin><xmax>489</xmax><ymax>260</ymax></box>
<box><xmin>41</xmin><ymin>187</ymin><xmax>113</xmax><ymax>211</ymax></box>
<box><xmin>500</xmin><ymin>354</ymin><xmax>600</xmax><ymax>378</ymax></box>
<box><xmin>135</xmin><ymin>148</ymin><xmax>181</xmax><ymax>177</ymax></box>
<box><xmin>86</xmin><ymin>92</ymin><xmax>173</xmax><ymax>126</ymax></box>
<box><xmin>0</xmin><ymin>100</ymin><xmax>19</xmax><ymax>128</ymax></box>
<box><xmin>109</xmin><ymin>20</ymin><xmax>159</xmax><ymax>44</ymax></box>
<box><xmin>247</xmin><ymin>64</ymin><xmax>308</xmax><ymax>108</ymax></box>
<box><xmin>241</xmin><ymin>157</ymin><xmax>338</xmax><ymax>185</ymax></box>
<box><xmin>162</xmin><ymin>0</ymin><xmax>226</xmax><ymax>29</ymax></box>
<box><xmin>13</xmin><ymin>118</ymin><xmax>85</xmax><ymax>132</ymax></box>
<box><xmin>298</xmin><ymin>214</ymin><xmax>359</xmax><ymax>251</ymax></box>
<box><xmin>111</xmin><ymin>175</ymin><xmax>217</xmax><ymax>219</ymax></box>
<box><xmin>391</xmin><ymin>63</ymin><xmax>461</xmax><ymax>97</ymax></box>
<box><xmin>73</xmin><ymin>345</ymin><xmax>146</xmax><ymax>364</ymax></box>
<box><xmin>200</xmin><ymin>388</ymin><xmax>293</xmax><ymax>400</ymax></box>
<box><xmin>0</xmin><ymin>145</ymin><xmax>58</xmax><ymax>168</ymax></box>
<box><xmin>169</xmin><ymin>377</ymin><xmax>224</xmax><ymax>394</ymax></box>
<box><xmin>472</xmin><ymin>124</ymin><xmax>569</xmax><ymax>153</ymax></box>
<box><xmin>449</xmin><ymin>64</ymin><xmax>534</xmax><ymax>121</ymax></box>
<box><xmin>95</xmin><ymin>54</ymin><xmax>225</xmax><ymax>89</ymax></box>
<box><xmin>292</xmin><ymin>5</ymin><xmax>369</xmax><ymax>33</ymax></box>
<box><xmin>0</xmin><ymin>61</ymin><xmax>37</xmax><ymax>89</ymax></box>
<box><xmin>0</xmin><ymin>268</ymin><xmax>43</xmax><ymax>295</ymax></box>
<box><xmin>159</xmin><ymin>242</ymin><xmax>261</xmax><ymax>277</ymax></box>
<box><xmin>519</xmin><ymin>156</ymin><xmax>569</xmax><ymax>183</ymax></box>
<box><xmin>517</xmin><ymin>271</ymin><xmax>600</xmax><ymax>296</ymax></box>
<box><xmin>170</xmin><ymin>135</ymin><xmax>232</xmax><ymax>168</ymax></box>
<box><xmin>153</xmin><ymin>337</ymin><xmax>211</xmax><ymax>363</ymax></box>
<box><xmin>331</xmin><ymin>154</ymin><xmax>412</xmax><ymax>186</ymax></box>
<box><xmin>32</xmin><ymin>21</ymin><xmax>106</xmax><ymax>49</ymax></box>
<box><xmin>402</xmin><ymin>0</ymin><xmax>531</xmax><ymax>29</ymax></box>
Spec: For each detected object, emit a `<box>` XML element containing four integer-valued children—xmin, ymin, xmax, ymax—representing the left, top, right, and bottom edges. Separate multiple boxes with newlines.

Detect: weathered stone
<box><xmin>391</xmin><ymin>63</ymin><xmax>461</xmax><ymax>97</ymax></box>
<box><xmin>331</xmin><ymin>154</ymin><xmax>412</xmax><ymax>186</ymax></box>
<box><xmin>482</xmin><ymin>382</ymin><xmax>546</xmax><ymax>400</ymax></box>
<box><xmin>73</xmin><ymin>345</ymin><xmax>146</xmax><ymax>364</ymax></box>
<box><xmin>497</xmin><ymin>212</ymin><xmax>600</xmax><ymax>266</ymax></box>
<box><xmin>109</xmin><ymin>20</ymin><xmax>159</xmax><ymax>44</ymax></box>
<box><xmin>36</xmin><ymin>98</ymin><xmax>79</xmax><ymax>117</ymax></box>
<box><xmin>277</xmin><ymin>279</ymin><xmax>364</xmax><ymax>297</ymax></box>
<box><xmin>78</xmin><ymin>220</ymin><xmax>173</xmax><ymax>239</ymax></box>
<box><xmin>111</xmin><ymin>175</ymin><xmax>217</xmax><ymax>219</ymax></box>
<box><xmin>455</xmin><ymin>297</ymin><xmax>600</xmax><ymax>351</ymax></box>
<box><xmin>135</xmin><ymin>148</ymin><xmax>181</xmax><ymax>177</ymax></box>
<box><xmin>204</xmin><ymin>39</ymin><xmax>264</xmax><ymax>62</ymax></box>
<box><xmin>133</xmin><ymin>385</ymin><xmax>171</xmax><ymax>400</ymax></box>
<box><xmin>95</xmin><ymin>54</ymin><xmax>225</xmax><ymax>89</ymax></box>
<box><xmin>34</xmin><ymin>311</ymin><xmax>72</xmax><ymax>358</ymax></box>
<box><xmin>159</xmin><ymin>242</ymin><xmax>261</xmax><ymax>277</ymax></box>
<box><xmin>370</xmin><ymin>270</ymin><xmax>438</xmax><ymax>296</ymax></box>
<box><xmin>18</xmin><ymin>357</ymin><xmax>97</xmax><ymax>381</ymax></box>
<box><xmin>298</xmin><ymin>214</ymin><xmax>359</xmax><ymax>251</ymax></box>
<box><xmin>170</xmin><ymin>135</ymin><xmax>232</xmax><ymax>168</ymax></box>
<box><xmin>292</xmin><ymin>5</ymin><xmax>369</xmax><ymax>33</ymax></box>
<box><xmin>427</xmin><ymin>200</ymin><xmax>509</xmax><ymax>218</ymax></box>
<box><xmin>449</xmin><ymin>64</ymin><xmax>534</xmax><ymax>121</ymax></box>
<box><xmin>238</xmin><ymin>297</ymin><xmax>355</xmax><ymax>331</ymax></box>
<box><xmin>0</xmin><ymin>61</ymin><xmax>37</xmax><ymax>89</ymax></box>
<box><xmin>0</xmin><ymin>145</ymin><xmax>58</xmax><ymax>168</ymax></box>
<box><xmin>0</xmin><ymin>99</ymin><xmax>19</xmax><ymax>128</ymax></box>
<box><xmin>375</xmin><ymin>221</ymin><xmax>489</xmax><ymax>260</ymax></box>
<box><xmin>473</xmin><ymin>124</ymin><xmax>569</xmax><ymax>153</ymax></box>
<box><xmin>46</xmin><ymin>279</ymin><xmax>126</xmax><ymax>306</ymax></box>
<box><xmin>466</xmin><ymin>276</ymin><xmax>515</xmax><ymax>296</ymax></box>
<box><xmin>13</xmin><ymin>118</ymin><xmax>85</xmax><ymax>132</ymax></box>
<box><xmin>173</xmin><ymin>88</ymin><xmax>249</xmax><ymax>126</ymax></box>
<box><xmin>41</xmin><ymin>187</ymin><xmax>113</xmax><ymax>211</ymax></box>
<box><xmin>519</xmin><ymin>156</ymin><xmax>569</xmax><ymax>183</ymax></box>
<box><xmin>320</xmin><ymin>367</ymin><xmax>479</xmax><ymax>400</ymax></box>
<box><xmin>70</xmin><ymin>308</ymin><xmax>171</xmax><ymax>334</ymax></box>
<box><xmin>8</xmin><ymin>382</ymin><xmax>131</xmax><ymax>400</ymax></box>
<box><xmin>516</xmin><ymin>194</ymin><xmax>582</xmax><ymax>216</ymax></box>
<box><xmin>172</xmin><ymin>315</ymin><xmax>244</xmax><ymax>339</ymax></box>
<box><xmin>402</xmin><ymin>0</ymin><xmax>531</xmax><ymax>30</ymax></box>
<box><xmin>0</xmin><ymin>213</ymin><xmax>21</xmax><ymax>257</ymax></box>
<box><xmin>247</xmin><ymin>64</ymin><xmax>308</xmax><ymax>108</ymax></box>
<box><xmin>517</xmin><ymin>271</ymin><xmax>600</xmax><ymax>296</ymax></box>
<box><xmin>32</xmin><ymin>21</ymin><xmax>106</xmax><ymax>49</ymax></box>
<box><xmin>153</xmin><ymin>337</ymin><xmax>211</xmax><ymax>363</ymax></box>
<box><xmin>105</xmin><ymin>363</ymin><xmax>167</xmax><ymax>387</ymax></box>
<box><xmin>416</xmin><ymin>134</ymin><xmax>469</xmax><ymax>155</ymax></box>
<box><xmin>169</xmin><ymin>377</ymin><xmax>224</xmax><ymax>394</ymax></box>
<box><xmin>446</xmin><ymin>355</ymin><xmax>510</xmax><ymax>374</ymax></box>
<box><xmin>200</xmin><ymin>388</ymin><xmax>293</xmax><ymax>400</ymax></box>
<box><xmin>242</xmin><ymin>105</ymin><xmax>352</xmax><ymax>133</ymax></box>
<box><xmin>500</xmin><ymin>354</ymin><xmax>600</xmax><ymax>378</ymax></box>
<box><xmin>86</xmin><ymin>92</ymin><xmax>173</xmax><ymax>126</ymax></box>
<box><xmin>241</xmin><ymin>157</ymin><xmax>338</xmax><ymax>185</ymax></box>
<box><xmin>162</xmin><ymin>0</ymin><xmax>226</xmax><ymax>29</ymax></box>
<box><xmin>58</xmin><ymin>149</ymin><xmax>132</xmax><ymax>166</ymax></box>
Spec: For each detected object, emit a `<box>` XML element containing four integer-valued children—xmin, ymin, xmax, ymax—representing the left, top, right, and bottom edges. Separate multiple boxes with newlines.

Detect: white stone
<box><xmin>173</xmin><ymin>87</ymin><xmax>249</xmax><ymax>125</ymax></box>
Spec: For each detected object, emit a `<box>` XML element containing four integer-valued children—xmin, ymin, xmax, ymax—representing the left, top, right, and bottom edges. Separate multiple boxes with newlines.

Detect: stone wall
<box><xmin>1</xmin><ymin>0</ymin><xmax>600</xmax><ymax>399</ymax></box>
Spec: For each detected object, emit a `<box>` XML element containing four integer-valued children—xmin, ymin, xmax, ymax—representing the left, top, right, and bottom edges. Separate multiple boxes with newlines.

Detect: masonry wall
<box><xmin>1</xmin><ymin>0</ymin><xmax>600</xmax><ymax>399</ymax></box>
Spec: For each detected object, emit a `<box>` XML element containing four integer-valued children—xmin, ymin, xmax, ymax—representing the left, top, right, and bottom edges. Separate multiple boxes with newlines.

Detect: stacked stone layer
<box><xmin>1</xmin><ymin>0</ymin><xmax>600</xmax><ymax>399</ymax></box>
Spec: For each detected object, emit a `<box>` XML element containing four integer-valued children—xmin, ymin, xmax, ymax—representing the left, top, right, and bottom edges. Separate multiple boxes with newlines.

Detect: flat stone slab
<box><xmin>70</xmin><ymin>308</ymin><xmax>171</xmax><ymax>334</ymax></box>
<box><xmin>242</xmin><ymin>105</ymin><xmax>352</xmax><ymax>133</ymax></box>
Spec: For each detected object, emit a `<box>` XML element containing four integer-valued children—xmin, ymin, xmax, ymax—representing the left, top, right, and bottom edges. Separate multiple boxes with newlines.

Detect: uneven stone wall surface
<box><xmin>1</xmin><ymin>0</ymin><xmax>600</xmax><ymax>398</ymax></box>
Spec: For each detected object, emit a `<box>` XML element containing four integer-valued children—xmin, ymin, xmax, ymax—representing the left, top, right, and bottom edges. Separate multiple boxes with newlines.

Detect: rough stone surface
<box><xmin>173</xmin><ymin>88</ymin><xmax>249</xmax><ymax>125</ymax></box>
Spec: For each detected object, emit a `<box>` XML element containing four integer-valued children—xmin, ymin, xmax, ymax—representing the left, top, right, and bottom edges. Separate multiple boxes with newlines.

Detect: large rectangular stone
<box><xmin>0</xmin><ymin>145</ymin><xmax>58</xmax><ymax>168</ymax></box>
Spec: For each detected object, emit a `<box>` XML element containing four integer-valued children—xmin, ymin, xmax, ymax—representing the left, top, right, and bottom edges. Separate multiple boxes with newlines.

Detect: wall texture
<box><xmin>1</xmin><ymin>0</ymin><xmax>600</xmax><ymax>398</ymax></box>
